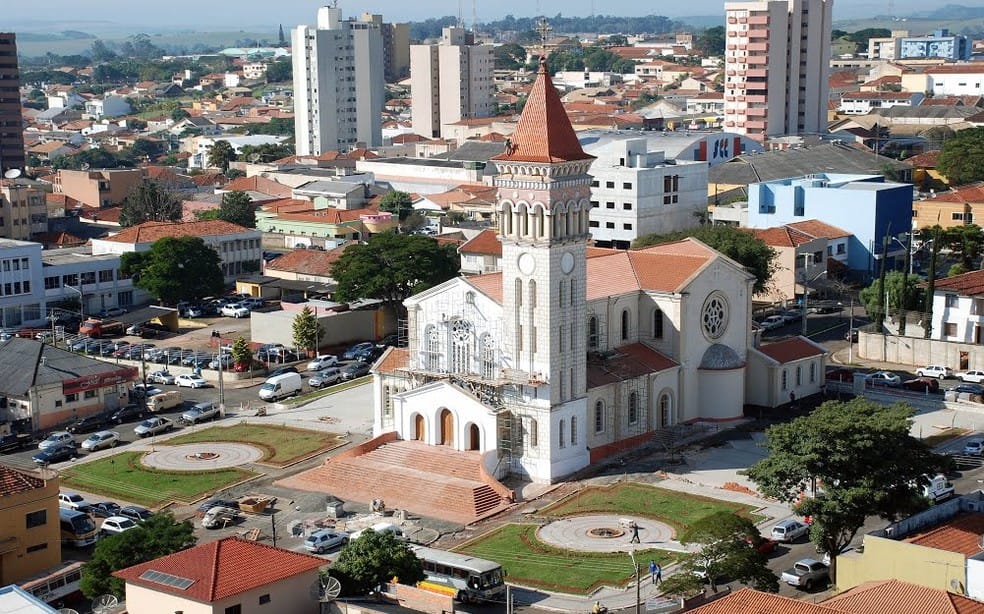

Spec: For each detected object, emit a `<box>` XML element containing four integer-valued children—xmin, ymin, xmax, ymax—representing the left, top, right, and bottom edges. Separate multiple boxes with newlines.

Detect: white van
<box><xmin>349</xmin><ymin>522</ymin><xmax>404</xmax><ymax>541</ymax></box>
<box><xmin>258</xmin><ymin>372</ymin><xmax>303</xmax><ymax>401</ymax></box>
<box><xmin>147</xmin><ymin>390</ymin><xmax>183</xmax><ymax>413</ymax></box>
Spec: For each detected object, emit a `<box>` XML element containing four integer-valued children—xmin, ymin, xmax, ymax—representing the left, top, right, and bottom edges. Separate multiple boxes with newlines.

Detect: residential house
<box><xmin>914</xmin><ymin>184</ymin><xmax>984</xmax><ymax>230</ymax></box>
<box><xmin>0</xmin><ymin>466</ymin><xmax>60</xmax><ymax>585</ymax></box>
<box><xmin>838</xmin><ymin>91</ymin><xmax>924</xmax><ymax>115</ymax></box>
<box><xmin>113</xmin><ymin>537</ymin><xmax>325</xmax><ymax>614</ymax></box>
<box><xmin>928</xmin><ymin>269</ymin><xmax>984</xmax><ymax>348</ymax></box>
<box><xmin>748</xmin><ymin>225</ymin><xmax>828</xmax><ymax>304</ymax></box>
<box><xmin>26</xmin><ymin>142</ymin><xmax>76</xmax><ymax>164</ymax></box>
<box><xmin>263</xmin><ymin>246</ymin><xmax>348</xmax><ymax>285</ymax></box>
<box><xmin>52</xmin><ymin>169</ymin><xmax>143</xmax><ymax>209</ymax></box>
<box><xmin>745</xmin><ymin>337</ymin><xmax>828</xmax><ymax>408</ymax></box>
<box><xmin>83</xmin><ymin>95</ymin><xmax>131</xmax><ymax>120</ymax></box>
<box><xmin>189</xmin><ymin>135</ymin><xmax>288</xmax><ymax>169</ymax></box>
<box><xmin>785</xmin><ymin>219</ymin><xmax>853</xmax><ymax>274</ymax></box>
<box><xmin>417</xmin><ymin>184</ymin><xmax>497</xmax><ymax>221</ymax></box>
<box><xmin>169</xmin><ymin>116</ymin><xmax>221</xmax><ymax>137</ymax></box>
<box><xmin>457</xmin><ymin>229</ymin><xmax>501</xmax><ymax>274</ymax></box>
<box><xmin>256</xmin><ymin>201</ymin><xmax>393</xmax><ymax>247</ymax></box>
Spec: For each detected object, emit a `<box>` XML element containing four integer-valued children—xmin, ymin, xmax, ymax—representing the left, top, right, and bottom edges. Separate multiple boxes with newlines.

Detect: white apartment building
<box><xmin>901</xmin><ymin>65</ymin><xmax>984</xmax><ymax>98</ymax></box>
<box><xmin>583</xmin><ymin>138</ymin><xmax>708</xmax><ymax>249</ymax></box>
<box><xmin>410</xmin><ymin>27</ymin><xmax>494</xmax><ymax>139</ymax></box>
<box><xmin>292</xmin><ymin>6</ymin><xmax>384</xmax><ymax>155</ymax></box>
<box><xmin>723</xmin><ymin>0</ymin><xmax>832</xmax><ymax>142</ymax></box>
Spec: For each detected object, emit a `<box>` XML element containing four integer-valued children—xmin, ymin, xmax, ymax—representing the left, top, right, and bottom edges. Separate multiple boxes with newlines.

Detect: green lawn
<box><xmin>456</xmin><ymin>523</ymin><xmax>683</xmax><ymax>594</ymax></box>
<box><xmin>60</xmin><ymin>452</ymin><xmax>254</xmax><ymax>508</ymax></box>
<box><xmin>281</xmin><ymin>376</ymin><xmax>371</xmax><ymax>408</ymax></box>
<box><xmin>542</xmin><ymin>483</ymin><xmax>762</xmax><ymax>533</ymax></box>
<box><xmin>163</xmin><ymin>423</ymin><xmax>341</xmax><ymax>466</ymax></box>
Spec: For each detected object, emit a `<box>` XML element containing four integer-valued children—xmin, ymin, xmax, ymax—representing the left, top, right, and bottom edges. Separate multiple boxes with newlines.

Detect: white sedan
<box><xmin>175</xmin><ymin>374</ymin><xmax>208</xmax><ymax>388</ymax></box>
<box><xmin>81</xmin><ymin>430</ymin><xmax>120</xmax><ymax>452</ymax></box>
<box><xmin>38</xmin><ymin>431</ymin><xmax>74</xmax><ymax>450</ymax></box>
<box><xmin>306</xmin><ymin>354</ymin><xmax>339</xmax><ymax>371</ymax></box>
<box><xmin>220</xmin><ymin>304</ymin><xmax>250</xmax><ymax>318</ymax></box>
<box><xmin>101</xmin><ymin>516</ymin><xmax>138</xmax><ymax>536</ymax></box>
<box><xmin>865</xmin><ymin>371</ymin><xmax>901</xmax><ymax>387</ymax></box>
<box><xmin>957</xmin><ymin>370</ymin><xmax>984</xmax><ymax>384</ymax></box>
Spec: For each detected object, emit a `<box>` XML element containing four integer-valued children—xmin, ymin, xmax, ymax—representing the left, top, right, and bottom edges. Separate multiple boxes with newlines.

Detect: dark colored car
<box><xmin>68</xmin><ymin>413</ymin><xmax>110</xmax><ymax>434</ymax></box>
<box><xmin>376</xmin><ymin>334</ymin><xmax>402</xmax><ymax>348</ymax></box>
<box><xmin>746</xmin><ymin>535</ymin><xmax>778</xmax><ymax>554</ymax></box>
<box><xmin>90</xmin><ymin>502</ymin><xmax>122</xmax><ymax>518</ymax></box>
<box><xmin>341</xmin><ymin>362</ymin><xmax>371</xmax><ymax>380</ymax></box>
<box><xmin>197</xmin><ymin>498</ymin><xmax>240</xmax><ymax>515</ymax></box>
<box><xmin>118</xmin><ymin>505</ymin><xmax>154</xmax><ymax>522</ymax></box>
<box><xmin>355</xmin><ymin>346</ymin><xmax>384</xmax><ymax>363</ymax></box>
<box><xmin>268</xmin><ymin>365</ymin><xmax>299</xmax><ymax>378</ymax></box>
<box><xmin>953</xmin><ymin>383</ymin><xmax>984</xmax><ymax>396</ymax></box>
<box><xmin>902</xmin><ymin>377</ymin><xmax>941</xmax><ymax>393</ymax></box>
<box><xmin>110</xmin><ymin>404</ymin><xmax>145</xmax><ymax>424</ymax></box>
<box><xmin>825</xmin><ymin>367</ymin><xmax>856</xmax><ymax>383</ymax></box>
<box><xmin>33</xmin><ymin>443</ymin><xmax>76</xmax><ymax>465</ymax></box>
<box><xmin>342</xmin><ymin>342</ymin><xmax>375</xmax><ymax>361</ymax></box>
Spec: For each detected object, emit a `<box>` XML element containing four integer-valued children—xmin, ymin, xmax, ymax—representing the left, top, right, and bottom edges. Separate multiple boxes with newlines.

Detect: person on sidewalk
<box><xmin>592</xmin><ymin>601</ymin><xmax>608</xmax><ymax>614</ymax></box>
<box><xmin>630</xmin><ymin>521</ymin><xmax>641</xmax><ymax>543</ymax></box>
<box><xmin>650</xmin><ymin>560</ymin><xmax>661</xmax><ymax>585</ymax></box>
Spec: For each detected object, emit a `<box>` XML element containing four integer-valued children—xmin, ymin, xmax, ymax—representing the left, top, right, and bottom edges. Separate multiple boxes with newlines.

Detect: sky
<box><xmin>3</xmin><ymin>0</ymin><xmax>948</xmax><ymax>31</ymax></box>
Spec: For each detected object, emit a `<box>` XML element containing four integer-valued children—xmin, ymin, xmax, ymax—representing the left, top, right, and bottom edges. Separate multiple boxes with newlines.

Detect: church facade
<box><xmin>372</xmin><ymin>60</ymin><xmax>758</xmax><ymax>483</ymax></box>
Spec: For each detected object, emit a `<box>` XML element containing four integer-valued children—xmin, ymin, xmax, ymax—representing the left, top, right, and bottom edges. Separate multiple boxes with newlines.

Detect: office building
<box><xmin>723</xmin><ymin>0</ymin><xmax>832</xmax><ymax>142</ymax></box>
<box><xmin>0</xmin><ymin>34</ymin><xmax>25</xmax><ymax>174</ymax></box>
<box><xmin>292</xmin><ymin>7</ymin><xmax>384</xmax><ymax>155</ymax></box>
<box><xmin>411</xmin><ymin>27</ymin><xmax>494</xmax><ymax>139</ymax></box>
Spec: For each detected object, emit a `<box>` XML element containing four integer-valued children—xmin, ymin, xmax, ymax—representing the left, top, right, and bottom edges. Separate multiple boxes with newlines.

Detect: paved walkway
<box><xmin>142</xmin><ymin>442</ymin><xmax>263</xmax><ymax>470</ymax></box>
<box><xmin>537</xmin><ymin>514</ymin><xmax>686</xmax><ymax>553</ymax></box>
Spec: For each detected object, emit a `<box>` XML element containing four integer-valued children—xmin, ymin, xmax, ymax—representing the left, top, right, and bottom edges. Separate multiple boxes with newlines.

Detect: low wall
<box><xmin>588</xmin><ymin>430</ymin><xmax>655</xmax><ymax>464</ymax></box>
<box><xmin>331</xmin><ymin>431</ymin><xmax>399</xmax><ymax>462</ymax></box>
<box><xmin>380</xmin><ymin>582</ymin><xmax>454</xmax><ymax>614</ymax></box>
<box><xmin>857</xmin><ymin>331</ymin><xmax>984</xmax><ymax>370</ymax></box>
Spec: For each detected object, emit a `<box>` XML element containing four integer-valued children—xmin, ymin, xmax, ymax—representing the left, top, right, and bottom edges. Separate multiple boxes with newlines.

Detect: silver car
<box><xmin>134</xmin><ymin>417</ymin><xmax>174</xmax><ymax>438</ymax></box>
<box><xmin>81</xmin><ymin>430</ymin><xmax>120</xmax><ymax>452</ymax></box>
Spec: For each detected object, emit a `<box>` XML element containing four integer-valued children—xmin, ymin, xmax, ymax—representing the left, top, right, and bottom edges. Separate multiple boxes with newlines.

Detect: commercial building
<box><xmin>723</xmin><ymin>0</ymin><xmax>832</xmax><ymax>142</ymax></box>
<box><xmin>0</xmin><ymin>182</ymin><xmax>47</xmax><ymax>241</ymax></box>
<box><xmin>292</xmin><ymin>7</ymin><xmax>384</xmax><ymax>155</ymax></box>
<box><xmin>411</xmin><ymin>27</ymin><xmax>494</xmax><ymax>139</ymax></box>
<box><xmin>898</xmin><ymin>29</ymin><xmax>971</xmax><ymax>61</ymax></box>
<box><xmin>0</xmin><ymin>466</ymin><xmax>60</xmax><ymax>586</ymax></box>
<box><xmin>0</xmin><ymin>34</ymin><xmax>24</xmax><ymax>175</ymax></box>
<box><xmin>53</xmin><ymin>169</ymin><xmax>143</xmax><ymax>209</ymax></box>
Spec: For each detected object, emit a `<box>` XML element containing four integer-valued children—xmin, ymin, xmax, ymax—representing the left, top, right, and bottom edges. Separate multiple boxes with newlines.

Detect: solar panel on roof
<box><xmin>138</xmin><ymin>569</ymin><xmax>195</xmax><ymax>590</ymax></box>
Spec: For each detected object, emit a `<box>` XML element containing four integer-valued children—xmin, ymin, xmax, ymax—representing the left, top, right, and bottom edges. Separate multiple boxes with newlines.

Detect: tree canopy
<box><xmin>634</xmin><ymin>225</ymin><xmax>778</xmax><ymax>294</ymax></box>
<box><xmin>121</xmin><ymin>236</ymin><xmax>224</xmax><ymax>304</ymax></box>
<box><xmin>494</xmin><ymin>43</ymin><xmax>527</xmax><ymax>70</ymax></box>
<box><xmin>119</xmin><ymin>181</ymin><xmax>182</xmax><ymax>227</ymax></box>
<box><xmin>265</xmin><ymin>59</ymin><xmax>292</xmax><ymax>83</ymax></box>
<box><xmin>292</xmin><ymin>306</ymin><xmax>323</xmax><ymax>353</ymax></box>
<box><xmin>744</xmin><ymin>398</ymin><xmax>946</xmax><ymax>581</ymax></box>
<box><xmin>694</xmin><ymin>26</ymin><xmax>726</xmax><ymax>57</ymax></box>
<box><xmin>378</xmin><ymin>190</ymin><xmax>414</xmax><ymax>221</ymax></box>
<box><xmin>938</xmin><ymin>126</ymin><xmax>984</xmax><ymax>186</ymax></box>
<box><xmin>859</xmin><ymin>270</ymin><xmax>925</xmax><ymax>321</ymax></box>
<box><xmin>207</xmin><ymin>140</ymin><xmax>236</xmax><ymax>171</ymax></box>
<box><xmin>331</xmin><ymin>232</ymin><xmax>460</xmax><ymax>310</ymax></box>
<box><xmin>215</xmin><ymin>190</ymin><xmax>257</xmax><ymax>228</ymax></box>
<box><xmin>80</xmin><ymin>512</ymin><xmax>196</xmax><ymax>598</ymax></box>
<box><xmin>331</xmin><ymin>529</ymin><xmax>425</xmax><ymax>596</ymax></box>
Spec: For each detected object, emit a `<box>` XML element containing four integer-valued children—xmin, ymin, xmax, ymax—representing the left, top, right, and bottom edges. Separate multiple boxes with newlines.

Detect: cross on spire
<box><xmin>535</xmin><ymin>18</ymin><xmax>552</xmax><ymax>57</ymax></box>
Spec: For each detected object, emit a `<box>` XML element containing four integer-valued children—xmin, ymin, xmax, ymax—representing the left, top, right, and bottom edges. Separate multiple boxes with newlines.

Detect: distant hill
<box><xmin>911</xmin><ymin>4</ymin><xmax>984</xmax><ymax>20</ymax></box>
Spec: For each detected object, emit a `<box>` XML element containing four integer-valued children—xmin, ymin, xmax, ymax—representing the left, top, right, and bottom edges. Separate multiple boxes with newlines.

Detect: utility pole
<box><xmin>899</xmin><ymin>231</ymin><xmax>912</xmax><ymax>336</ymax></box>
<box><xmin>849</xmin><ymin>297</ymin><xmax>855</xmax><ymax>364</ymax></box>
<box><xmin>875</xmin><ymin>224</ymin><xmax>891</xmax><ymax>331</ymax></box>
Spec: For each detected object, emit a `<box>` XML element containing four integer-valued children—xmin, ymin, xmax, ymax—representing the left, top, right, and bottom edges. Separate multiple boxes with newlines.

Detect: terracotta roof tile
<box><xmin>931</xmin><ymin>183</ymin><xmax>984</xmax><ymax>203</ymax></box>
<box><xmin>374</xmin><ymin>347</ymin><xmax>409</xmax><ymax>374</ymax></box>
<box><xmin>756</xmin><ymin>337</ymin><xmax>826</xmax><ymax>364</ymax></box>
<box><xmin>906</xmin><ymin>149</ymin><xmax>941</xmax><ymax>167</ymax></box>
<box><xmin>463</xmin><ymin>272</ymin><xmax>503</xmax><ymax>304</ymax></box>
<box><xmin>785</xmin><ymin>219</ymin><xmax>852</xmax><ymax>240</ymax></box>
<box><xmin>266</xmin><ymin>245</ymin><xmax>347</xmax><ymax>276</ymax></box>
<box><xmin>492</xmin><ymin>58</ymin><xmax>593</xmax><ymax>164</ymax></box>
<box><xmin>113</xmin><ymin>537</ymin><xmax>325</xmax><ymax>602</ymax></box>
<box><xmin>101</xmin><ymin>220</ymin><xmax>253</xmax><ymax>244</ymax></box>
<box><xmin>0</xmin><ymin>465</ymin><xmax>45</xmax><ymax>496</ymax></box>
<box><xmin>823</xmin><ymin>578</ymin><xmax>984</xmax><ymax>614</ymax></box>
<box><xmin>690</xmin><ymin>587</ymin><xmax>847</xmax><ymax>614</ymax></box>
<box><xmin>904</xmin><ymin>513</ymin><xmax>984</xmax><ymax>556</ymax></box>
<box><xmin>932</xmin><ymin>269</ymin><xmax>984</xmax><ymax>297</ymax></box>
<box><xmin>586</xmin><ymin>343</ymin><xmax>677</xmax><ymax>388</ymax></box>
<box><xmin>749</xmin><ymin>226</ymin><xmax>815</xmax><ymax>248</ymax></box>
<box><xmin>458</xmin><ymin>230</ymin><xmax>502</xmax><ymax>256</ymax></box>
<box><xmin>224</xmin><ymin>175</ymin><xmax>293</xmax><ymax>198</ymax></box>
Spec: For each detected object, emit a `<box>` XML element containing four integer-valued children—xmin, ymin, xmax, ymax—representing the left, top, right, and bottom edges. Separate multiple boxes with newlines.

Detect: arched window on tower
<box><xmin>594</xmin><ymin>400</ymin><xmax>605</xmax><ymax>433</ymax></box>
<box><xmin>481</xmin><ymin>334</ymin><xmax>496</xmax><ymax>380</ymax></box>
<box><xmin>653</xmin><ymin>308</ymin><xmax>664</xmax><ymax>339</ymax></box>
<box><xmin>571</xmin><ymin>416</ymin><xmax>577</xmax><ymax>445</ymax></box>
<box><xmin>530</xmin><ymin>418</ymin><xmax>539</xmax><ymax>447</ymax></box>
<box><xmin>588</xmin><ymin>316</ymin><xmax>598</xmax><ymax>349</ymax></box>
<box><xmin>425</xmin><ymin>325</ymin><xmax>441</xmax><ymax>371</ymax></box>
<box><xmin>621</xmin><ymin>309</ymin><xmax>630</xmax><ymax>341</ymax></box>
<box><xmin>558</xmin><ymin>419</ymin><xmax>566</xmax><ymax>448</ymax></box>
<box><xmin>628</xmin><ymin>392</ymin><xmax>638</xmax><ymax>425</ymax></box>
<box><xmin>450</xmin><ymin>319</ymin><xmax>473</xmax><ymax>374</ymax></box>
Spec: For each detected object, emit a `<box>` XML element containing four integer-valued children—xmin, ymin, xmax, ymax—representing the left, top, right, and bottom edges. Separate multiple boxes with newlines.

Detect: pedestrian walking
<box><xmin>650</xmin><ymin>560</ymin><xmax>661</xmax><ymax>584</ymax></box>
<box><xmin>630</xmin><ymin>521</ymin><xmax>641</xmax><ymax>543</ymax></box>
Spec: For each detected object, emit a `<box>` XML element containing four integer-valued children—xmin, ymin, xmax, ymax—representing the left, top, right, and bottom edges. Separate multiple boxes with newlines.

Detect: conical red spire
<box><xmin>493</xmin><ymin>57</ymin><xmax>593</xmax><ymax>163</ymax></box>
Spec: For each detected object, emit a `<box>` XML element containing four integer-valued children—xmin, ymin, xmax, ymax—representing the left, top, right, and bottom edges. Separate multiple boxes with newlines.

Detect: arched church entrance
<box><xmin>468</xmin><ymin>424</ymin><xmax>481</xmax><ymax>450</ymax></box>
<box><xmin>413</xmin><ymin>414</ymin><xmax>425</xmax><ymax>441</ymax></box>
<box><xmin>440</xmin><ymin>409</ymin><xmax>454</xmax><ymax>446</ymax></box>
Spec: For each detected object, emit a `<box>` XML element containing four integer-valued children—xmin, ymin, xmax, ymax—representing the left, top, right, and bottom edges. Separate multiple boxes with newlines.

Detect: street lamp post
<box><xmin>64</xmin><ymin>284</ymin><xmax>84</xmax><ymax>320</ymax></box>
<box><xmin>628</xmin><ymin>549</ymin><xmax>641</xmax><ymax>614</ymax></box>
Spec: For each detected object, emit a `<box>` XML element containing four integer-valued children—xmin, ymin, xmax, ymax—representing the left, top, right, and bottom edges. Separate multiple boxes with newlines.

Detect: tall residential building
<box><xmin>723</xmin><ymin>0</ymin><xmax>832</xmax><ymax>142</ymax></box>
<box><xmin>292</xmin><ymin>7</ymin><xmax>384</xmax><ymax>155</ymax></box>
<box><xmin>0</xmin><ymin>34</ymin><xmax>25</xmax><ymax>174</ymax></box>
<box><xmin>411</xmin><ymin>27</ymin><xmax>494</xmax><ymax>139</ymax></box>
<box><xmin>360</xmin><ymin>13</ymin><xmax>410</xmax><ymax>81</ymax></box>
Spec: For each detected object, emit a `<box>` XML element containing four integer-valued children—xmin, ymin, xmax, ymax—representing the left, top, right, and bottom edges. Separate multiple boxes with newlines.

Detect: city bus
<box><xmin>411</xmin><ymin>545</ymin><xmax>505</xmax><ymax>603</ymax></box>
<box><xmin>59</xmin><ymin>508</ymin><xmax>98</xmax><ymax>548</ymax></box>
<box><xmin>20</xmin><ymin>561</ymin><xmax>85</xmax><ymax>606</ymax></box>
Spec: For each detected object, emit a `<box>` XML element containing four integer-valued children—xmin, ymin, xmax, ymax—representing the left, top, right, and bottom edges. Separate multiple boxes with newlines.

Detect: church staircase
<box><xmin>276</xmin><ymin>438</ymin><xmax>513</xmax><ymax>525</ymax></box>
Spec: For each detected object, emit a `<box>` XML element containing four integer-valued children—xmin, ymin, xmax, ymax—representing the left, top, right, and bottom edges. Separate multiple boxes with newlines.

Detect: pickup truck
<box><xmin>0</xmin><ymin>432</ymin><xmax>35</xmax><ymax>453</ymax></box>
<box><xmin>781</xmin><ymin>559</ymin><xmax>829</xmax><ymax>590</ymax></box>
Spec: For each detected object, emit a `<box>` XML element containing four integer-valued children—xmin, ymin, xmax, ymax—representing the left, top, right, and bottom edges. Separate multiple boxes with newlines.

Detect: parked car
<box><xmin>202</xmin><ymin>506</ymin><xmax>242</xmax><ymax>529</ymax></box>
<box><xmin>182</xmin><ymin>351</ymin><xmax>210</xmax><ymax>367</ymax></box>
<box><xmin>220</xmin><ymin>303</ymin><xmax>250</xmax><ymax>318</ymax></box>
<box><xmin>304</xmin><ymin>529</ymin><xmax>349</xmax><ymax>553</ymax></box>
<box><xmin>38</xmin><ymin>431</ymin><xmax>74</xmax><ymax>450</ymax></box>
<box><xmin>781</xmin><ymin>558</ymin><xmax>829</xmax><ymax>590</ymax></box>
<box><xmin>197</xmin><ymin>498</ymin><xmax>240</xmax><ymax>515</ymax></box>
<box><xmin>952</xmin><ymin>383</ymin><xmax>984</xmax><ymax>396</ymax></box>
<box><xmin>825</xmin><ymin>367</ymin><xmax>856</xmax><ymax>383</ymax></box>
<box><xmin>341</xmin><ymin>362</ymin><xmax>372</xmax><ymax>380</ymax></box>
<box><xmin>101</xmin><ymin>516</ymin><xmax>138</xmax><ymax>536</ymax></box>
<box><xmin>964</xmin><ymin>439</ymin><xmax>984</xmax><ymax>456</ymax></box>
<box><xmin>902</xmin><ymin>377</ymin><xmax>940</xmax><ymax>393</ymax></box>
<box><xmin>268</xmin><ymin>365</ymin><xmax>299</xmax><ymax>378</ymax></box>
<box><xmin>781</xmin><ymin>309</ymin><xmax>804</xmax><ymax>323</ymax></box>
<box><xmin>110</xmin><ymin>404</ymin><xmax>145</xmax><ymax>424</ymax></box>
<box><xmin>176</xmin><ymin>374</ymin><xmax>209</xmax><ymax>388</ymax></box>
<box><xmin>865</xmin><ymin>371</ymin><xmax>902</xmax><ymax>387</ymax></box>
<box><xmin>376</xmin><ymin>334</ymin><xmax>401</xmax><ymax>348</ymax></box>
<box><xmin>746</xmin><ymin>535</ymin><xmax>778</xmax><ymax>554</ymax></box>
<box><xmin>90</xmin><ymin>502</ymin><xmax>121</xmax><ymax>518</ymax></box>
<box><xmin>147</xmin><ymin>370</ymin><xmax>176</xmax><ymax>385</ymax></box>
<box><xmin>916</xmin><ymin>365</ymin><xmax>954</xmax><ymax>380</ymax></box>
<box><xmin>34</xmin><ymin>443</ymin><xmax>76</xmax><ymax>465</ymax></box>
<box><xmin>59</xmin><ymin>491</ymin><xmax>92</xmax><ymax>512</ymax></box>
<box><xmin>759</xmin><ymin>315</ymin><xmax>785</xmax><ymax>331</ymax></box>
<box><xmin>255</xmin><ymin>344</ymin><xmax>285</xmax><ymax>361</ymax></box>
<box><xmin>181</xmin><ymin>402</ymin><xmax>219</xmax><ymax>425</ymax></box>
<box><xmin>81</xmin><ymin>430</ymin><xmax>120</xmax><ymax>452</ymax></box>
<box><xmin>342</xmin><ymin>342</ymin><xmax>375</xmax><ymax>360</ymax></box>
<box><xmin>845</xmin><ymin>328</ymin><xmax>860</xmax><ymax>342</ymax></box>
<box><xmin>957</xmin><ymin>370</ymin><xmax>984</xmax><ymax>383</ymax></box>
<box><xmin>770</xmin><ymin>520</ymin><xmax>810</xmax><ymax>543</ymax></box>
<box><xmin>100</xmin><ymin>307</ymin><xmax>127</xmax><ymax>318</ymax></box>
<box><xmin>118</xmin><ymin>505</ymin><xmax>153</xmax><ymax>522</ymax></box>
<box><xmin>354</xmin><ymin>346</ymin><xmax>384</xmax><ymax>363</ymax></box>
<box><xmin>68</xmin><ymin>413</ymin><xmax>110</xmax><ymax>434</ymax></box>
<box><xmin>309</xmin><ymin>367</ymin><xmax>343</xmax><ymax>389</ymax></box>
<box><xmin>307</xmin><ymin>354</ymin><xmax>339</xmax><ymax>371</ymax></box>
<box><xmin>241</xmin><ymin>298</ymin><xmax>265</xmax><ymax>310</ymax></box>
<box><xmin>134</xmin><ymin>416</ymin><xmax>174</xmax><ymax>438</ymax></box>
<box><xmin>129</xmin><ymin>384</ymin><xmax>162</xmax><ymax>399</ymax></box>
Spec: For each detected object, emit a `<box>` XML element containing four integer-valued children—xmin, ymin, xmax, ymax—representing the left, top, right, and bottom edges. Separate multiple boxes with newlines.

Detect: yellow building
<box><xmin>0</xmin><ymin>466</ymin><xmax>60</xmax><ymax>585</ymax></box>
<box><xmin>913</xmin><ymin>184</ymin><xmax>984</xmax><ymax>230</ymax></box>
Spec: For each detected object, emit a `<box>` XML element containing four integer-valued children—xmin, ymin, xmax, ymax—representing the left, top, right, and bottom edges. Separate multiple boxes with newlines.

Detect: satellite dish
<box><xmin>311</xmin><ymin>576</ymin><xmax>341</xmax><ymax>602</ymax></box>
<box><xmin>92</xmin><ymin>594</ymin><xmax>119</xmax><ymax>613</ymax></box>
<box><xmin>80</xmin><ymin>163</ymin><xmax>90</xmax><ymax>171</ymax></box>
<box><xmin>3</xmin><ymin>168</ymin><xmax>21</xmax><ymax>179</ymax></box>
<box><xmin>951</xmin><ymin>578</ymin><xmax>965</xmax><ymax>592</ymax></box>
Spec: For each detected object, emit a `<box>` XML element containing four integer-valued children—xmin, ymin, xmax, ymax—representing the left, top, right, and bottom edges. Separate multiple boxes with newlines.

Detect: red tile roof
<box><xmin>932</xmin><ymin>269</ymin><xmax>984</xmax><ymax>297</ymax></box>
<box><xmin>113</xmin><ymin>537</ymin><xmax>325</xmax><ymax>602</ymax></box>
<box><xmin>458</xmin><ymin>229</ymin><xmax>502</xmax><ymax>256</ymax></box>
<box><xmin>586</xmin><ymin>343</ymin><xmax>677</xmax><ymax>388</ymax></box>
<box><xmin>749</xmin><ymin>226</ymin><xmax>815</xmax><ymax>248</ymax></box>
<box><xmin>266</xmin><ymin>245</ymin><xmax>348</xmax><ymax>276</ymax></box>
<box><xmin>904</xmin><ymin>513</ymin><xmax>984</xmax><ymax>556</ymax></box>
<box><xmin>823</xmin><ymin>579</ymin><xmax>984</xmax><ymax>614</ymax></box>
<box><xmin>931</xmin><ymin>183</ymin><xmax>984</xmax><ymax>203</ymax></box>
<box><xmin>906</xmin><ymin>149</ymin><xmax>941</xmax><ymax>168</ymax></box>
<box><xmin>493</xmin><ymin>58</ymin><xmax>593</xmax><ymax>164</ymax></box>
<box><xmin>224</xmin><ymin>175</ymin><xmax>293</xmax><ymax>198</ymax></box>
<box><xmin>374</xmin><ymin>347</ymin><xmax>409</xmax><ymax>374</ymax></box>
<box><xmin>463</xmin><ymin>272</ymin><xmax>503</xmax><ymax>303</ymax></box>
<box><xmin>0</xmin><ymin>465</ymin><xmax>45</xmax><ymax>496</ymax></box>
<box><xmin>785</xmin><ymin>219</ymin><xmax>852</xmax><ymax>240</ymax></box>
<box><xmin>101</xmin><ymin>220</ymin><xmax>253</xmax><ymax>244</ymax></box>
<box><xmin>583</xmin><ymin>239</ymin><xmax>721</xmax><ymax>300</ymax></box>
<box><xmin>690</xmin><ymin>587</ymin><xmax>846</xmax><ymax>614</ymax></box>
<box><xmin>756</xmin><ymin>337</ymin><xmax>826</xmax><ymax>364</ymax></box>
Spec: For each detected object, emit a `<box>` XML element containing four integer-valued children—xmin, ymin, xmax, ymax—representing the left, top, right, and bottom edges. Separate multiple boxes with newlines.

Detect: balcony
<box><xmin>746</xmin><ymin>68</ymin><xmax>768</xmax><ymax>78</ymax></box>
<box><xmin>746</xmin><ymin>94</ymin><xmax>767</xmax><ymax>103</ymax></box>
<box><xmin>748</xmin><ymin>15</ymin><xmax>770</xmax><ymax>25</ymax></box>
<box><xmin>746</xmin><ymin>120</ymin><xmax>767</xmax><ymax>130</ymax></box>
<box><xmin>747</xmin><ymin>29</ymin><xmax>769</xmax><ymax>39</ymax></box>
<box><xmin>746</xmin><ymin>107</ymin><xmax>767</xmax><ymax>117</ymax></box>
<box><xmin>748</xmin><ymin>42</ymin><xmax>769</xmax><ymax>52</ymax></box>
<box><xmin>727</xmin><ymin>17</ymin><xmax>737</xmax><ymax>24</ymax></box>
<box><xmin>746</xmin><ymin>54</ymin><xmax>768</xmax><ymax>65</ymax></box>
